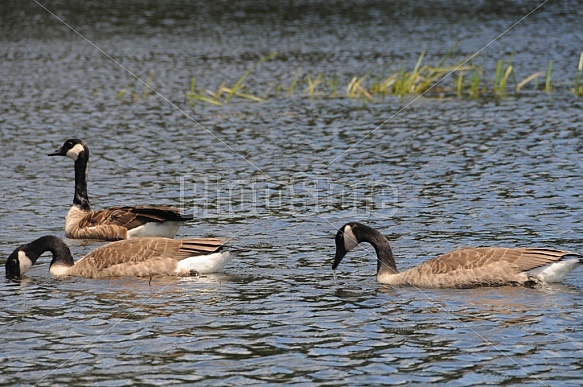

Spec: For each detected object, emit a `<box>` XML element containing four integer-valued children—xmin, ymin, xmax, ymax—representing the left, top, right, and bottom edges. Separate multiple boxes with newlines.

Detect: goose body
<box><xmin>5</xmin><ymin>235</ymin><xmax>233</xmax><ymax>279</ymax></box>
<box><xmin>49</xmin><ymin>139</ymin><xmax>193</xmax><ymax>241</ymax></box>
<box><xmin>333</xmin><ymin>222</ymin><xmax>583</xmax><ymax>288</ymax></box>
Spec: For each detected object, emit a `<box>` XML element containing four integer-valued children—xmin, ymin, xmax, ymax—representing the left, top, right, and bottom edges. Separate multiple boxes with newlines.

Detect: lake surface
<box><xmin>1</xmin><ymin>1</ymin><xmax>583</xmax><ymax>385</ymax></box>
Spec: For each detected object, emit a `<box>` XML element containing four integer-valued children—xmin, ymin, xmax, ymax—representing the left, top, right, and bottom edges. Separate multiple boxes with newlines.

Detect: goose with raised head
<box><xmin>333</xmin><ymin>222</ymin><xmax>583</xmax><ymax>288</ymax></box>
<box><xmin>5</xmin><ymin>235</ymin><xmax>234</xmax><ymax>279</ymax></box>
<box><xmin>49</xmin><ymin>139</ymin><xmax>193</xmax><ymax>241</ymax></box>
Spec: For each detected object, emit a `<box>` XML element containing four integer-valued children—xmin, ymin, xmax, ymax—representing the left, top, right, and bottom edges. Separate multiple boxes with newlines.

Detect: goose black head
<box><xmin>333</xmin><ymin>222</ymin><xmax>362</xmax><ymax>270</ymax></box>
<box><xmin>5</xmin><ymin>245</ymin><xmax>33</xmax><ymax>279</ymax></box>
<box><xmin>5</xmin><ymin>236</ymin><xmax>72</xmax><ymax>279</ymax></box>
<box><xmin>48</xmin><ymin>139</ymin><xmax>89</xmax><ymax>161</ymax></box>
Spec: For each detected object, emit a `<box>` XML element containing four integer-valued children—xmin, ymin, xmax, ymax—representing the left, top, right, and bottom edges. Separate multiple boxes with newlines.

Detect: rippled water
<box><xmin>2</xmin><ymin>1</ymin><xmax>583</xmax><ymax>385</ymax></box>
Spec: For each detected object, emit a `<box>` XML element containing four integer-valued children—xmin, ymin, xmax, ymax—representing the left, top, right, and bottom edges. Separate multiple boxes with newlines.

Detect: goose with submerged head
<box><xmin>5</xmin><ymin>235</ymin><xmax>234</xmax><ymax>279</ymax></box>
<box><xmin>333</xmin><ymin>222</ymin><xmax>583</xmax><ymax>288</ymax></box>
<box><xmin>49</xmin><ymin>139</ymin><xmax>193</xmax><ymax>241</ymax></box>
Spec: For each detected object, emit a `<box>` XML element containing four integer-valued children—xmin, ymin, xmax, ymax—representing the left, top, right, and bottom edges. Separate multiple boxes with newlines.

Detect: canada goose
<box><xmin>49</xmin><ymin>139</ymin><xmax>193</xmax><ymax>240</ymax></box>
<box><xmin>333</xmin><ymin>222</ymin><xmax>583</xmax><ymax>288</ymax></box>
<box><xmin>5</xmin><ymin>235</ymin><xmax>233</xmax><ymax>279</ymax></box>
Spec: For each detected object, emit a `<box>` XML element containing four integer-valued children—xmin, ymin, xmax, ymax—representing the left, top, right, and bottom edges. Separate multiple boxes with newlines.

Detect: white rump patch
<box><xmin>176</xmin><ymin>251</ymin><xmax>233</xmax><ymax>274</ymax></box>
<box><xmin>18</xmin><ymin>251</ymin><xmax>34</xmax><ymax>274</ymax></box>
<box><xmin>66</xmin><ymin>143</ymin><xmax>86</xmax><ymax>161</ymax></box>
<box><xmin>127</xmin><ymin>221</ymin><xmax>181</xmax><ymax>239</ymax></box>
<box><xmin>527</xmin><ymin>258</ymin><xmax>581</xmax><ymax>283</ymax></box>
<box><xmin>343</xmin><ymin>224</ymin><xmax>359</xmax><ymax>252</ymax></box>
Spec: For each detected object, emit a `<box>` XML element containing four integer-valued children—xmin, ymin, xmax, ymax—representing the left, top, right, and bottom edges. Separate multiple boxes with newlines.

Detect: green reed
<box><xmin>468</xmin><ymin>66</ymin><xmax>483</xmax><ymax>98</ymax></box>
<box><xmin>545</xmin><ymin>61</ymin><xmax>553</xmax><ymax>92</ymax></box>
<box><xmin>493</xmin><ymin>55</ymin><xmax>514</xmax><ymax>96</ymax></box>
<box><xmin>115</xmin><ymin>50</ymin><xmax>583</xmax><ymax>105</ymax></box>
<box><xmin>183</xmin><ymin>53</ymin><xmax>277</xmax><ymax>106</ymax></box>
<box><xmin>116</xmin><ymin>72</ymin><xmax>154</xmax><ymax>101</ymax></box>
<box><xmin>515</xmin><ymin>71</ymin><xmax>544</xmax><ymax>91</ymax></box>
<box><xmin>575</xmin><ymin>52</ymin><xmax>583</xmax><ymax>97</ymax></box>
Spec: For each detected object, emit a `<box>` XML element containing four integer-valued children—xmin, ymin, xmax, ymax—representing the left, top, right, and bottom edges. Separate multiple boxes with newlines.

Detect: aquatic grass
<box><xmin>184</xmin><ymin>53</ymin><xmax>276</xmax><ymax>106</ymax></box>
<box><xmin>305</xmin><ymin>74</ymin><xmax>325</xmax><ymax>96</ymax></box>
<box><xmin>370</xmin><ymin>73</ymin><xmax>396</xmax><ymax>97</ymax></box>
<box><xmin>327</xmin><ymin>74</ymin><xmax>339</xmax><ymax>97</ymax></box>
<box><xmin>377</xmin><ymin>68</ymin><xmax>429</xmax><ymax>96</ymax></box>
<box><xmin>116</xmin><ymin>49</ymin><xmax>583</xmax><ymax>105</ymax></box>
<box><xmin>456</xmin><ymin>70</ymin><xmax>464</xmax><ymax>97</ymax></box>
<box><xmin>468</xmin><ymin>66</ymin><xmax>483</xmax><ymax>98</ymax></box>
<box><xmin>390</xmin><ymin>52</ymin><xmax>428</xmax><ymax>96</ymax></box>
<box><xmin>545</xmin><ymin>60</ymin><xmax>552</xmax><ymax>92</ymax></box>
<box><xmin>115</xmin><ymin>88</ymin><xmax>139</xmax><ymax>101</ymax></box>
<box><xmin>286</xmin><ymin>69</ymin><xmax>302</xmax><ymax>97</ymax></box>
<box><xmin>368</xmin><ymin>49</ymin><xmax>472</xmax><ymax>98</ymax></box>
<box><xmin>401</xmin><ymin>51</ymin><xmax>427</xmax><ymax>94</ymax></box>
<box><xmin>493</xmin><ymin>55</ymin><xmax>514</xmax><ymax>96</ymax></box>
<box><xmin>515</xmin><ymin>71</ymin><xmax>544</xmax><ymax>91</ymax></box>
<box><xmin>219</xmin><ymin>87</ymin><xmax>265</xmax><ymax>102</ymax></box>
<box><xmin>116</xmin><ymin>72</ymin><xmax>155</xmax><ymax>102</ymax></box>
<box><xmin>224</xmin><ymin>52</ymin><xmax>277</xmax><ymax>103</ymax></box>
<box><xmin>346</xmin><ymin>75</ymin><xmax>373</xmax><ymax>101</ymax></box>
<box><xmin>496</xmin><ymin>62</ymin><xmax>513</xmax><ymax>95</ymax></box>
<box><xmin>412</xmin><ymin>44</ymin><xmax>462</xmax><ymax>95</ymax></box>
<box><xmin>185</xmin><ymin>77</ymin><xmax>223</xmax><ymax>106</ymax></box>
<box><xmin>573</xmin><ymin>51</ymin><xmax>583</xmax><ymax>97</ymax></box>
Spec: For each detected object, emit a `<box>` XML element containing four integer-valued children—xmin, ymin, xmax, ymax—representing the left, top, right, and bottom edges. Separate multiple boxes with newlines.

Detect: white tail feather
<box><xmin>127</xmin><ymin>221</ymin><xmax>182</xmax><ymax>238</ymax></box>
<box><xmin>527</xmin><ymin>258</ymin><xmax>581</xmax><ymax>283</ymax></box>
<box><xmin>176</xmin><ymin>251</ymin><xmax>233</xmax><ymax>274</ymax></box>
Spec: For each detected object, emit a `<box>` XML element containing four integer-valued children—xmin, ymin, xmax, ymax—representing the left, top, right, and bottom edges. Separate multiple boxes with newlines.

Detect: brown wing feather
<box><xmin>513</xmin><ymin>248</ymin><xmax>575</xmax><ymax>271</ymax></box>
<box><xmin>75</xmin><ymin>237</ymin><xmax>224</xmax><ymax>271</ymax></box>
<box><xmin>78</xmin><ymin>206</ymin><xmax>192</xmax><ymax>231</ymax></box>
<box><xmin>419</xmin><ymin>247</ymin><xmax>572</xmax><ymax>274</ymax></box>
<box><xmin>173</xmin><ymin>238</ymin><xmax>226</xmax><ymax>260</ymax></box>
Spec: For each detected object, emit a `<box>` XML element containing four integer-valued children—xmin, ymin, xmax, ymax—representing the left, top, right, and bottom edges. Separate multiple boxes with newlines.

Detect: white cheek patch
<box><xmin>343</xmin><ymin>225</ymin><xmax>359</xmax><ymax>252</ymax></box>
<box><xmin>18</xmin><ymin>251</ymin><xmax>34</xmax><ymax>274</ymax></box>
<box><xmin>65</xmin><ymin>143</ymin><xmax>85</xmax><ymax>161</ymax></box>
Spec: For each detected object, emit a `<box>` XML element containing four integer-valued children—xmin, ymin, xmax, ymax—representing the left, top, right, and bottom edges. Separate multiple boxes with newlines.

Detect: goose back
<box><xmin>65</xmin><ymin>237</ymin><xmax>225</xmax><ymax>278</ymax></box>
<box><xmin>381</xmin><ymin>247</ymin><xmax>578</xmax><ymax>288</ymax></box>
<box><xmin>65</xmin><ymin>205</ymin><xmax>191</xmax><ymax>240</ymax></box>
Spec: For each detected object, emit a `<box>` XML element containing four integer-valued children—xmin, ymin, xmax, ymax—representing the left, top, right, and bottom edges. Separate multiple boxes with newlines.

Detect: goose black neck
<box><xmin>26</xmin><ymin>236</ymin><xmax>75</xmax><ymax>268</ymax></box>
<box><xmin>358</xmin><ymin>226</ymin><xmax>398</xmax><ymax>275</ymax></box>
<box><xmin>73</xmin><ymin>151</ymin><xmax>91</xmax><ymax>211</ymax></box>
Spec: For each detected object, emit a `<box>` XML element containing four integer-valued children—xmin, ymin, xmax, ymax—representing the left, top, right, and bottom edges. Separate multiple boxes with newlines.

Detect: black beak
<box><xmin>332</xmin><ymin>248</ymin><xmax>346</xmax><ymax>270</ymax></box>
<box><xmin>5</xmin><ymin>256</ymin><xmax>21</xmax><ymax>280</ymax></box>
<box><xmin>5</xmin><ymin>272</ymin><xmax>20</xmax><ymax>280</ymax></box>
<box><xmin>48</xmin><ymin>147</ymin><xmax>65</xmax><ymax>157</ymax></box>
<box><xmin>332</xmin><ymin>230</ymin><xmax>346</xmax><ymax>270</ymax></box>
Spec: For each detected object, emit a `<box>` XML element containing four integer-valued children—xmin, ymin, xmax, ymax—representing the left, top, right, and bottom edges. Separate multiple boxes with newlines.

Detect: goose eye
<box><xmin>5</xmin><ymin>257</ymin><xmax>19</xmax><ymax>276</ymax></box>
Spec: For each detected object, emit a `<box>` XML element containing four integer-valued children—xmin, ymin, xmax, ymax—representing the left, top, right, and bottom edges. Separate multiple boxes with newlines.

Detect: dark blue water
<box><xmin>1</xmin><ymin>1</ymin><xmax>583</xmax><ymax>385</ymax></box>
